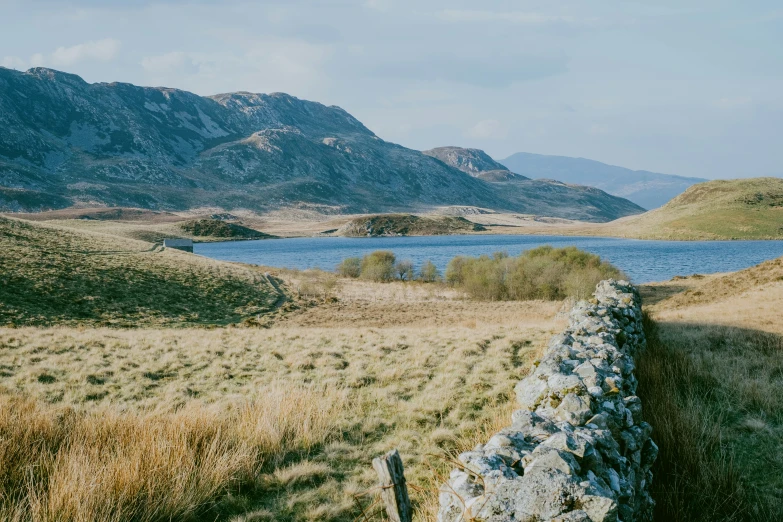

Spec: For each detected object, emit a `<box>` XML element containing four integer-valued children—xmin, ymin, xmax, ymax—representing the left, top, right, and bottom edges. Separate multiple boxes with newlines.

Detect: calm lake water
<box><xmin>195</xmin><ymin>235</ymin><xmax>783</xmax><ymax>284</ymax></box>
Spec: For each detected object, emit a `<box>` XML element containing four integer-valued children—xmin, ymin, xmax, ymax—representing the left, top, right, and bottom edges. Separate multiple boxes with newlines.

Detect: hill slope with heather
<box><xmin>0</xmin><ymin>67</ymin><xmax>642</xmax><ymax>222</ymax></box>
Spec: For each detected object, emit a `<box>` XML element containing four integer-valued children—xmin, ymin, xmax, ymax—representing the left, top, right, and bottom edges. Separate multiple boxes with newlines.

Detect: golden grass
<box><xmin>0</xmin><ymin>216</ymin><xmax>567</xmax><ymax>520</ymax></box>
<box><xmin>0</xmin><ymin>386</ymin><xmax>346</xmax><ymax>522</ymax></box>
<box><xmin>637</xmin><ymin>317</ymin><xmax>783</xmax><ymax>521</ymax></box>
<box><xmin>639</xmin><ymin>256</ymin><xmax>783</xmax><ymax>520</ymax></box>
<box><xmin>642</xmin><ymin>256</ymin><xmax>783</xmax><ymax>334</ymax></box>
<box><xmin>0</xmin><ymin>278</ymin><xmax>559</xmax><ymax>521</ymax></box>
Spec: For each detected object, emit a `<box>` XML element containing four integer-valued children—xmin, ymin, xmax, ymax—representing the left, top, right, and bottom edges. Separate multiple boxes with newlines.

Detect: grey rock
<box><xmin>437</xmin><ymin>281</ymin><xmax>655</xmax><ymax>522</ymax></box>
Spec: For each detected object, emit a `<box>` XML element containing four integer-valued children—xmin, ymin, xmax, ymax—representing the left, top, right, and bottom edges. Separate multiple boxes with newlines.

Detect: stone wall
<box><xmin>437</xmin><ymin>280</ymin><xmax>657</xmax><ymax>522</ymax></box>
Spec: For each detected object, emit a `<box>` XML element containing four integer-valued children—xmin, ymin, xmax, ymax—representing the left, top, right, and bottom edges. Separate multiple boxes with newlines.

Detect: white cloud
<box><xmin>1</xmin><ymin>56</ymin><xmax>25</xmax><ymax>69</ymax></box>
<box><xmin>467</xmin><ymin>119</ymin><xmax>508</xmax><ymax>140</ymax></box>
<box><xmin>49</xmin><ymin>38</ymin><xmax>121</xmax><ymax>67</ymax></box>
<box><xmin>141</xmin><ymin>51</ymin><xmax>189</xmax><ymax>74</ymax></box>
<box><xmin>139</xmin><ymin>39</ymin><xmax>333</xmax><ymax>96</ymax></box>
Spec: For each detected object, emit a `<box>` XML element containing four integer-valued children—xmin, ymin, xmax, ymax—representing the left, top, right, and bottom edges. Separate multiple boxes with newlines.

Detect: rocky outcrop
<box><xmin>438</xmin><ymin>280</ymin><xmax>656</xmax><ymax>522</ymax></box>
<box><xmin>336</xmin><ymin>214</ymin><xmax>485</xmax><ymax>237</ymax></box>
<box><xmin>422</xmin><ymin>147</ymin><xmax>520</xmax><ymax>178</ymax></box>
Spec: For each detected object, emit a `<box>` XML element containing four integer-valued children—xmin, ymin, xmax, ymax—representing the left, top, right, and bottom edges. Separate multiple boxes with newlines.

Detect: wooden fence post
<box><xmin>372</xmin><ymin>449</ymin><xmax>412</xmax><ymax>522</ymax></box>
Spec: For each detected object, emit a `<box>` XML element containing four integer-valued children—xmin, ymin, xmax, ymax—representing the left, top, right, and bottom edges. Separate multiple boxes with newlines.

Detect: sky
<box><xmin>1</xmin><ymin>0</ymin><xmax>781</xmax><ymax>179</ymax></box>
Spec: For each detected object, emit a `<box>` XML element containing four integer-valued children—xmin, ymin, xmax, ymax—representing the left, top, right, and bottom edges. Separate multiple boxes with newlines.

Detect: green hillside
<box><xmin>615</xmin><ymin>177</ymin><xmax>783</xmax><ymax>239</ymax></box>
<box><xmin>0</xmin><ymin>217</ymin><xmax>284</xmax><ymax>327</ymax></box>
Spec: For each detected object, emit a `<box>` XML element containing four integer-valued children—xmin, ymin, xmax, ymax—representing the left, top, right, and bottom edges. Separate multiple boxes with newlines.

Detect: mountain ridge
<box><xmin>0</xmin><ymin>67</ymin><xmax>642</xmax><ymax>222</ymax></box>
<box><xmin>420</xmin><ymin>146</ymin><xmax>644</xmax><ymax>221</ymax></box>
<box><xmin>501</xmin><ymin>151</ymin><xmax>707</xmax><ymax>209</ymax></box>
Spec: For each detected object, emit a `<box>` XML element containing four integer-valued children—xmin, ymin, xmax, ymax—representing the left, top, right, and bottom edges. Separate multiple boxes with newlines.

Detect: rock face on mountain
<box><xmin>423</xmin><ymin>146</ymin><xmax>645</xmax><ymax>222</ymax></box>
<box><xmin>0</xmin><ymin>67</ymin><xmax>643</xmax><ymax>222</ymax></box>
<box><xmin>423</xmin><ymin>146</ymin><xmax>524</xmax><ymax>178</ymax></box>
<box><xmin>501</xmin><ymin>152</ymin><xmax>707</xmax><ymax>209</ymax></box>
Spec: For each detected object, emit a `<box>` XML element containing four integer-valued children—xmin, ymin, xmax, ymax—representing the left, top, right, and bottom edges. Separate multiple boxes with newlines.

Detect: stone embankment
<box><xmin>438</xmin><ymin>280</ymin><xmax>657</xmax><ymax>522</ymax></box>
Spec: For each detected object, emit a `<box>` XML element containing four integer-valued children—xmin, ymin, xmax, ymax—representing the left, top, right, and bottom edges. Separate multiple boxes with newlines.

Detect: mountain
<box><xmin>423</xmin><ymin>146</ymin><xmax>645</xmax><ymax>221</ymax></box>
<box><xmin>608</xmin><ymin>177</ymin><xmax>783</xmax><ymax>239</ymax></box>
<box><xmin>0</xmin><ymin>67</ymin><xmax>642</xmax><ymax>222</ymax></box>
<box><xmin>500</xmin><ymin>152</ymin><xmax>707</xmax><ymax>209</ymax></box>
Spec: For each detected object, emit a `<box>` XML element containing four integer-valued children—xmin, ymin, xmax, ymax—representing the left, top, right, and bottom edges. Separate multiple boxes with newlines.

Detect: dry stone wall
<box><xmin>438</xmin><ymin>280</ymin><xmax>657</xmax><ymax>522</ymax></box>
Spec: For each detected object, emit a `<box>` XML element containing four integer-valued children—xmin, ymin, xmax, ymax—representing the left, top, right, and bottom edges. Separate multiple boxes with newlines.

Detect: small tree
<box><xmin>418</xmin><ymin>260</ymin><xmax>441</xmax><ymax>283</ymax></box>
<box><xmin>336</xmin><ymin>257</ymin><xmax>361</xmax><ymax>278</ymax></box>
<box><xmin>360</xmin><ymin>250</ymin><xmax>396</xmax><ymax>282</ymax></box>
<box><xmin>395</xmin><ymin>260</ymin><xmax>415</xmax><ymax>281</ymax></box>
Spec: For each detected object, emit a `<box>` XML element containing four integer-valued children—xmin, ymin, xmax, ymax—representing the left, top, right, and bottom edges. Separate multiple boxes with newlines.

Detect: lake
<box><xmin>195</xmin><ymin>235</ymin><xmax>783</xmax><ymax>284</ymax></box>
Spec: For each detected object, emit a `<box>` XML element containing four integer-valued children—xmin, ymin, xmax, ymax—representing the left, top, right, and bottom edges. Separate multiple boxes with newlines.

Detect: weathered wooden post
<box><xmin>372</xmin><ymin>449</ymin><xmax>412</xmax><ymax>522</ymax></box>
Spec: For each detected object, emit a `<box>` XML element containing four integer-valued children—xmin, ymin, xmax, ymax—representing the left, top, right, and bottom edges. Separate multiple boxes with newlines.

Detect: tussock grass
<box><xmin>0</xmin><ymin>293</ymin><xmax>558</xmax><ymax>521</ymax></box>
<box><xmin>0</xmin><ymin>214</ymin><xmax>566</xmax><ymax>520</ymax></box>
<box><xmin>637</xmin><ymin>314</ymin><xmax>783</xmax><ymax>521</ymax></box>
<box><xmin>0</xmin><ymin>386</ymin><xmax>345</xmax><ymax>522</ymax></box>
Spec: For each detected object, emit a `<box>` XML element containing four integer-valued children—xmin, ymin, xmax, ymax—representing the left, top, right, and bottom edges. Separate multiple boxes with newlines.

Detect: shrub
<box><xmin>446</xmin><ymin>246</ymin><xmax>623</xmax><ymax>301</ymax></box>
<box><xmin>336</xmin><ymin>257</ymin><xmax>361</xmax><ymax>278</ymax></box>
<box><xmin>418</xmin><ymin>260</ymin><xmax>441</xmax><ymax>282</ymax></box>
<box><xmin>360</xmin><ymin>250</ymin><xmax>396</xmax><ymax>282</ymax></box>
<box><xmin>395</xmin><ymin>260</ymin><xmax>415</xmax><ymax>281</ymax></box>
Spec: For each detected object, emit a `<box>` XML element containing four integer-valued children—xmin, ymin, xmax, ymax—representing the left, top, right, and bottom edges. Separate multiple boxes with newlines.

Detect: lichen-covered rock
<box><xmin>437</xmin><ymin>280</ymin><xmax>656</xmax><ymax>522</ymax></box>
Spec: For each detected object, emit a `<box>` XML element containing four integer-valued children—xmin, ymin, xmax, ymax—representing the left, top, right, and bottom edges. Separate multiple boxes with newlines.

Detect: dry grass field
<box><xmin>4</xmin><ymin>212</ymin><xmax>783</xmax><ymax>521</ymax></box>
<box><xmin>638</xmin><ymin>257</ymin><xmax>783</xmax><ymax>521</ymax></box>
<box><xmin>0</xmin><ymin>220</ymin><xmax>564</xmax><ymax>521</ymax></box>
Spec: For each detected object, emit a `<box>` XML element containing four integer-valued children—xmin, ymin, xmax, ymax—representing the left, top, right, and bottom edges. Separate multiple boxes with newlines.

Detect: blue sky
<box><xmin>1</xmin><ymin>0</ymin><xmax>781</xmax><ymax>179</ymax></box>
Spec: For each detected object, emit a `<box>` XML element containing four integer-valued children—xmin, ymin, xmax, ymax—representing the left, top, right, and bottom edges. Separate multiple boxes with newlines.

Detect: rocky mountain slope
<box><xmin>0</xmin><ymin>67</ymin><xmax>642</xmax><ymax>222</ymax></box>
<box><xmin>423</xmin><ymin>146</ymin><xmax>527</xmax><ymax>181</ymax></box>
<box><xmin>423</xmin><ymin>146</ymin><xmax>645</xmax><ymax>221</ymax></box>
<box><xmin>501</xmin><ymin>152</ymin><xmax>707</xmax><ymax>209</ymax></box>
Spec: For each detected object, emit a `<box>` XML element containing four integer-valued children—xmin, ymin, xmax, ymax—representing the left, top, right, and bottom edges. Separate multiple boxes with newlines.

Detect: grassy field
<box><xmin>0</xmin><ymin>218</ymin><xmax>563</xmax><ymax>520</ymax></box>
<box><xmin>0</xmin><ymin>217</ymin><xmax>283</xmax><ymax>327</ymax></box>
<box><xmin>3</xmin><ymin>212</ymin><xmax>783</xmax><ymax>521</ymax></box>
<box><xmin>638</xmin><ymin>258</ymin><xmax>783</xmax><ymax>521</ymax></box>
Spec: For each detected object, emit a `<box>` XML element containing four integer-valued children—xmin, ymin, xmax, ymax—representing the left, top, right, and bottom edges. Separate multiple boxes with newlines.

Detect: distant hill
<box><xmin>423</xmin><ymin>146</ymin><xmax>644</xmax><ymax>222</ymax></box>
<box><xmin>0</xmin><ymin>67</ymin><xmax>642</xmax><ymax>222</ymax></box>
<box><xmin>336</xmin><ymin>214</ymin><xmax>485</xmax><ymax>237</ymax></box>
<box><xmin>500</xmin><ymin>152</ymin><xmax>707</xmax><ymax>209</ymax></box>
<box><xmin>611</xmin><ymin>177</ymin><xmax>783</xmax><ymax>239</ymax></box>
